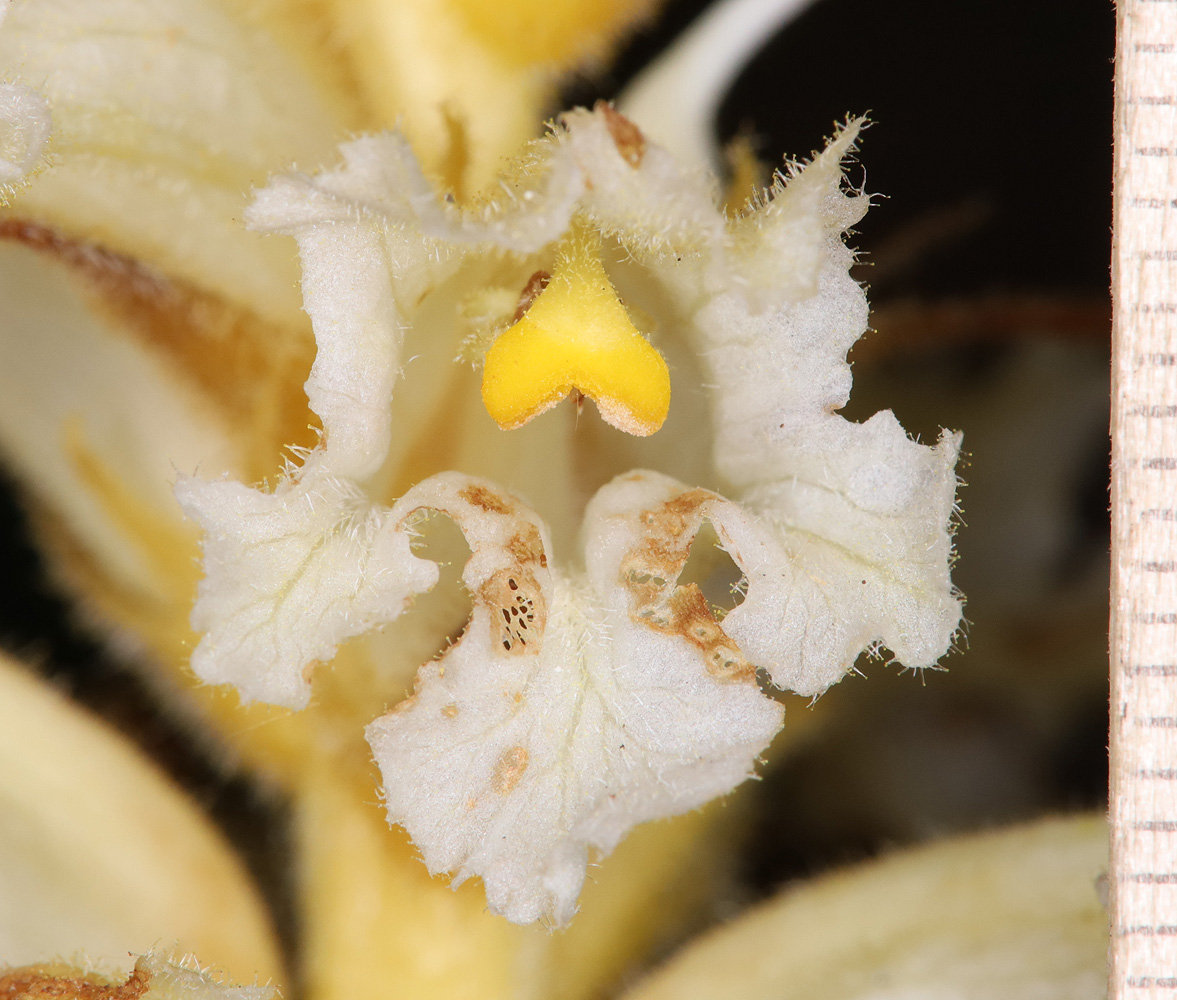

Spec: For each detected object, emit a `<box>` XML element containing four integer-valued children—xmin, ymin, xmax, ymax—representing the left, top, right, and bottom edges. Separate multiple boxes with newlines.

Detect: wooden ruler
<box><xmin>1113</xmin><ymin>2</ymin><xmax>1177</xmax><ymax>996</ymax></box>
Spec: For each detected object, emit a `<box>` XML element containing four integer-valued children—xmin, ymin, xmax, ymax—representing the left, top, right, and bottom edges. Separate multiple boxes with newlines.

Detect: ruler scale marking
<box><xmin>1114</xmin><ymin>2</ymin><xmax>1177</xmax><ymax>996</ymax></box>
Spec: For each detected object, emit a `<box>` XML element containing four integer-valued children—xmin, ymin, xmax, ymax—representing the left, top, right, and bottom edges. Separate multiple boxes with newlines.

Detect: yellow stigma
<box><xmin>481</xmin><ymin>224</ymin><xmax>671</xmax><ymax>436</ymax></box>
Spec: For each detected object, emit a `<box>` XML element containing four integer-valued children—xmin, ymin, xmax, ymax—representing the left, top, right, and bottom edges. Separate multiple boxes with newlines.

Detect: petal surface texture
<box><xmin>176</xmin><ymin>453</ymin><xmax>438</xmax><ymax>709</ymax></box>
<box><xmin>690</xmin><ymin>125</ymin><xmax>962</xmax><ymax>694</ymax></box>
<box><xmin>367</xmin><ymin>473</ymin><xmax>783</xmax><ymax>925</ymax></box>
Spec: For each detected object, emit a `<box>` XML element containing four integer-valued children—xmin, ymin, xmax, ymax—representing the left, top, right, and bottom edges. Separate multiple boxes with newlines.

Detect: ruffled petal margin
<box><xmin>367</xmin><ymin>472</ymin><xmax>783</xmax><ymax>926</ymax></box>
<box><xmin>175</xmin><ymin>104</ymin><xmax>963</xmax><ymax>925</ymax></box>
<box><xmin>175</xmin><ymin>452</ymin><xmax>437</xmax><ymax>709</ymax></box>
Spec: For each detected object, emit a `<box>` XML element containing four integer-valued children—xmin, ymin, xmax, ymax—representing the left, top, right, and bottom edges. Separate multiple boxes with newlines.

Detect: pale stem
<box><xmin>617</xmin><ymin>0</ymin><xmax>821</xmax><ymax>174</ymax></box>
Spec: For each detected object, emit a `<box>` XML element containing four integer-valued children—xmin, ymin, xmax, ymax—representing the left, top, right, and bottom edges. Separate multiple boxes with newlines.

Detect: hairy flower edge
<box><xmin>175</xmin><ymin>105</ymin><xmax>964</xmax><ymax>923</ymax></box>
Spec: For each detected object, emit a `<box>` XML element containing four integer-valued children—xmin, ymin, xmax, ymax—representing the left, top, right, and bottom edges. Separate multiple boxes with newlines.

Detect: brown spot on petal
<box><xmin>664</xmin><ymin>585</ymin><xmax>754</xmax><ymax>683</ymax></box>
<box><xmin>453</xmin><ymin>512</ymin><xmax>550</xmax><ymax>655</ymax></box>
<box><xmin>442</xmin><ymin>703</ymin><xmax>459</xmax><ymax>718</ymax></box>
<box><xmin>623</xmin><ymin>489</ymin><xmax>714</xmax><ymax>605</ymax></box>
<box><xmin>506</xmin><ymin>525</ymin><xmax>546</xmax><ymax>567</ymax></box>
<box><xmin>301</xmin><ymin>659</ymin><xmax>321</xmax><ymax>686</ymax></box>
<box><xmin>459</xmin><ymin>484</ymin><xmax>514</xmax><ymax>515</ymax></box>
<box><xmin>623</xmin><ymin>490</ymin><xmax>754</xmax><ymax>684</ymax></box>
<box><xmin>0</xmin><ymin>964</ymin><xmax>151</xmax><ymax>1000</ymax></box>
<box><xmin>491</xmin><ymin>745</ymin><xmax>529</xmax><ymax>793</ymax></box>
<box><xmin>480</xmin><ymin>567</ymin><xmax>545</xmax><ymax>655</ymax></box>
<box><xmin>596</xmin><ymin>101</ymin><xmax>646</xmax><ymax>167</ymax></box>
<box><xmin>423</xmin><ymin>483</ymin><xmax>551</xmax><ymax>659</ymax></box>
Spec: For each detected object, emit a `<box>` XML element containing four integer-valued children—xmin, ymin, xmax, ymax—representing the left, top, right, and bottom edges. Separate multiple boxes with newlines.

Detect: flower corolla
<box><xmin>176</xmin><ymin>103</ymin><xmax>962</xmax><ymax>925</ymax></box>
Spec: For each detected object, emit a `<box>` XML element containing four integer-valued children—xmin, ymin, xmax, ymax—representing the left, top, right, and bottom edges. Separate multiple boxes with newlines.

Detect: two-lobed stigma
<box><xmin>480</xmin><ymin>222</ymin><xmax>671</xmax><ymax>436</ymax></box>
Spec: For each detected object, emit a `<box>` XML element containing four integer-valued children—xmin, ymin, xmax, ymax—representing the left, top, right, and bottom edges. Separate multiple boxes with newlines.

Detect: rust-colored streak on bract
<box><xmin>0</xmin><ymin>965</ymin><xmax>151</xmax><ymax>1000</ymax></box>
<box><xmin>596</xmin><ymin>101</ymin><xmax>646</xmax><ymax>168</ymax></box>
<box><xmin>623</xmin><ymin>490</ymin><xmax>754</xmax><ymax>684</ymax></box>
<box><xmin>0</xmin><ymin>219</ymin><xmax>318</xmax><ymax>480</ymax></box>
<box><xmin>491</xmin><ymin>745</ymin><xmax>529</xmax><ymax>794</ymax></box>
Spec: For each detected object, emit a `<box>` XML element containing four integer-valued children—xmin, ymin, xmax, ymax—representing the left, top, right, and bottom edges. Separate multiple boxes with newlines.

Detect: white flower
<box><xmin>177</xmin><ymin>103</ymin><xmax>962</xmax><ymax>925</ymax></box>
<box><xmin>365</xmin><ymin>470</ymin><xmax>783</xmax><ymax>925</ymax></box>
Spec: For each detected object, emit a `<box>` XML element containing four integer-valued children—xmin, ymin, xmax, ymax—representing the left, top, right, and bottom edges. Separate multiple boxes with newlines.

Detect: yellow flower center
<box><xmin>480</xmin><ymin>224</ymin><xmax>671</xmax><ymax>437</ymax></box>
